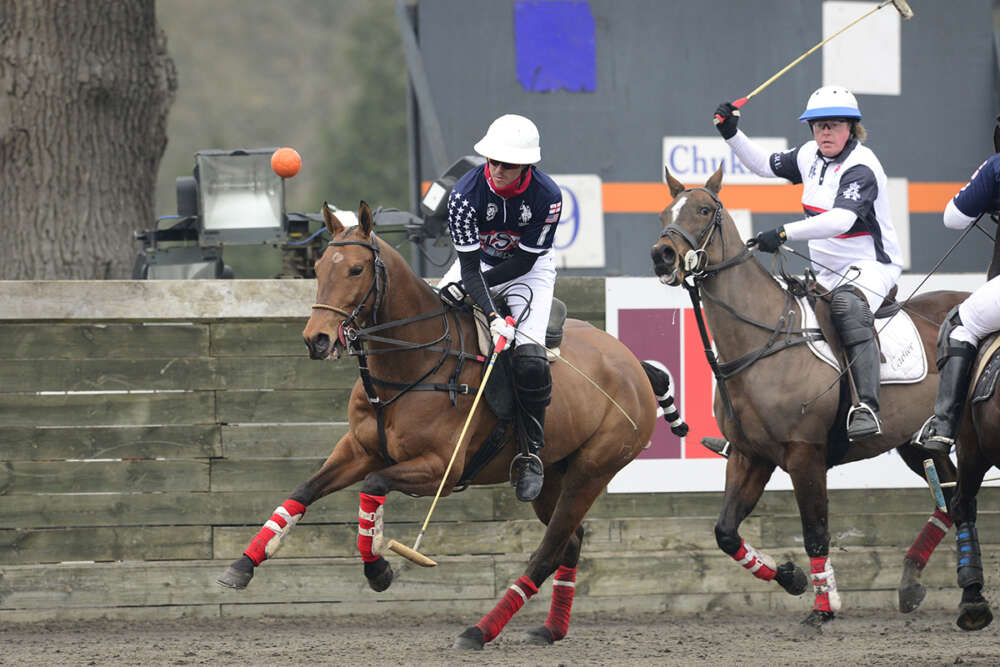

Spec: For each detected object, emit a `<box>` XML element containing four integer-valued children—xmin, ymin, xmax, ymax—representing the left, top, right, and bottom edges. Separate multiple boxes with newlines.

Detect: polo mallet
<box><xmin>385</xmin><ymin>316</ymin><xmax>516</xmax><ymax>567</ymax></box>
<box><xmin>922</xmin><ymin>458</ymin><xmax>947</xmax><ymax>513</ymax></box>
<box><xmin>713</xmin><ymin>0</ymin><xmax>913</xmax><ymax>125</ymax></box>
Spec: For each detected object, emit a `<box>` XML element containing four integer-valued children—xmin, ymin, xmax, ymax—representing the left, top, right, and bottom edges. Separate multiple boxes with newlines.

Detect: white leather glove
<box><xmin>489</xmin><ymin>316</ymin><xmax>516</xmax><ymax>348</ymax></box>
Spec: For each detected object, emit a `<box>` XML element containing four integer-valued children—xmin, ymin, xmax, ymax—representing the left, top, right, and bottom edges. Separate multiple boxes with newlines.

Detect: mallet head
<box><xmin>890</xmin><ymin>0</ymin><xmax>914</xmax><ymax>20</ymax></box>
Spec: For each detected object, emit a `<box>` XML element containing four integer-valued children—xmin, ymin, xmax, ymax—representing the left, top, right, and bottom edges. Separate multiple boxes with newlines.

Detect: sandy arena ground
<box><xmin>2</xmin><ymin>607</ymin><xmax>1000</xmax><ymax>666</ymax></box>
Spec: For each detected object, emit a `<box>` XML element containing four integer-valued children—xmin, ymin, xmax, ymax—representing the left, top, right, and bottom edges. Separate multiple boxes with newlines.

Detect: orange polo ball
<box><xmin>271</xmin><ymin>147</ymin><xmax>302</xmax><ymax>178</ymax></box>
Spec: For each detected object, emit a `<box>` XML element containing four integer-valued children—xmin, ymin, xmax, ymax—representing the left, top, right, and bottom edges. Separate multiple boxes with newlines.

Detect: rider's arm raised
<box><xmin>727</xmin><ymin>131</ymin><xmax>803</xmax><ymax>184</ymax></box>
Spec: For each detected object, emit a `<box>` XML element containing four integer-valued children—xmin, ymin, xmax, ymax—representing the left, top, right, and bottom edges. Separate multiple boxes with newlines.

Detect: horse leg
<box><xmin>217</xmin><ymin>432</ymin><xmax>380</xmax><ymax>589</ymax></box>
<box><xmin>953</xmin><ymin>442</ymin><xmax>993</xmax><ymax>631</ymax></box>
<box><xmin>786</xmin><ymin>443</ymin><xmax>838</xmax><ymax>626</ymax></box>
<box><xmin>454</xmin><ymin>467</ymin><xmax>607</xmax><ymax>650</ymax></box>
<box><xmin>715</xmin><ymin>448</ymin><xmax>809</xmax><ymax>597</ymax></box>
<box><xmin>521</xmin><ymin>469</ymin><xmax>581</xmax><ymax>645</ymax></box>
<box><xmin>894</xmin><ymin>445</ymin><xmax>956</xmax><ymax>612</ymax></box>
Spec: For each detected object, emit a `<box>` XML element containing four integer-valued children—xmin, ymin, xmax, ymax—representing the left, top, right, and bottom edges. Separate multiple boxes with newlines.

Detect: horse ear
<box><xmin>322</xmin><ymin>202</ymin><xmax>345</xmax><ymax>235</ymax></box>
<box><xmin>358</xmin><ymin>201</ymin><xmax>374</xmax><ymax>235</ymax></box>
<box><xmin>705</xmin><ymin>166</ymin><xmax>724</xmax><ymax>195</ymax></box>
<box><xmin>664</xmin><ymin>167</ymin><xmax>685</xmax><ymax>198</ymax></box>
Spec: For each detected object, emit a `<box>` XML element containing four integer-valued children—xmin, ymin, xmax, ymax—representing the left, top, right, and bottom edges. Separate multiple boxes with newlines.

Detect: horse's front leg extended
<box><xmin>786</xmin><ymin>442</ymin><xmax>838</xmax><ymax>626</ymax></box>
<box><xmin>217</xmin><ymin>432</ymin><xmax>381</xmax><ymax>590</ymax></box>
<box><xmin>716</xmin><ymin>447</ymin><xmax>808</xmax><ymax>596</ymax></box>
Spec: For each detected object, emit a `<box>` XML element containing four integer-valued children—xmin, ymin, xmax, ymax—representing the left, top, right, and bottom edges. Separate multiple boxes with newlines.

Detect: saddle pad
<box><xmin>798</xmin><ymin>294</ymin><xmax>927</xmax><ymax>384</ymax></box>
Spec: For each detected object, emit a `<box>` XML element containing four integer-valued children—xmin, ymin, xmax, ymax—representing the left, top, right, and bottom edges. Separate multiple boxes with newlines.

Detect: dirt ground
<box><xmin>2</xmin><ymin>608</ymin><xmax>999</xmax><ymax>666</ymax></box>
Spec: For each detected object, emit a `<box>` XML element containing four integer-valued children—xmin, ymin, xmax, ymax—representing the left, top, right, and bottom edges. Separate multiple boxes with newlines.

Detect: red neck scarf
<box><xmin>485</xmin><ymin>163</ymin><xmax>532</xmax><ymax>198</ymax></box>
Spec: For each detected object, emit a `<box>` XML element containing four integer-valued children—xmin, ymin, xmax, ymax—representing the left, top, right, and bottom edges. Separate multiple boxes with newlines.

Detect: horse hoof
<box><xmin>453</xmin><ymin>626</ymin><xmax>485</xmax><ymax>650</ymax></box>
<box><xmin>801</xmin><ymin>609</ymin><xmax>835</xmax><ymax>629</ymax></box>
<box><xmin>958</xmin><ymin>601</ymin><xmax>993</xmax><ymax>631</ymax></box>
<box><xmin>775</xmin><ymin>561</ymin><xmax>808</xmax><ymax>596</ymax></box>
<box><xmin>364</xmin><ymin>556</ymin><xmax>393</xmax><ymax>593</ymax></box>
<box><xmin>523</xmin><ymin>626</ymin><xmax>555</xmax><ymax>645</ymax></box>
<box><xmin>898</xmin><ymin>582</ymin><xmax>926</xmax><ymax>613</ymax></box>
<box><xmin>216</xmin><ymin>556</ymin><xmax>255</xmax><ymax>589</ymax></box>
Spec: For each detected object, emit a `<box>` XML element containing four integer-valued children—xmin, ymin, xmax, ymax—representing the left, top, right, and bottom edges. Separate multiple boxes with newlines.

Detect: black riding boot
<box><xmin>913</xmin><ymin>340</ymin><xmax>977</xmax><ymax>455</ymax></box>
<box><xmin>511</xmin><ymin>344</ymin><xmax>551</xmax><ymax>502</ymax></box>
<box><xmin>831</xmin><ymin>288</ymin><xmax>882</xmax><ymax>441</ymax></box>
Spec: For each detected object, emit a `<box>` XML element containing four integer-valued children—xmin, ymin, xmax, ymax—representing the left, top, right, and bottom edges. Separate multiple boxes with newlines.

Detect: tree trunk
<box><xmin>0</xmin><ymin>0</ymin><xmax>176</xmax><ymax>279</ymax></box>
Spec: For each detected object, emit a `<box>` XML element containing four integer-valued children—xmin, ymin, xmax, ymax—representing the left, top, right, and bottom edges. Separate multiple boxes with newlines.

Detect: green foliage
<box><xmin>315</xmin><ymin>1</ymin><xmax>409</xmax><ymax>214</ymax></box>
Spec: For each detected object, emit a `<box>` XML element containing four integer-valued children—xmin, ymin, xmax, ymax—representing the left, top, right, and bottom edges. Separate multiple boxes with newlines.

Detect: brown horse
<box><xmin>218</xmin><ymin>202</ymin><xmax>660</xmax><ymax>649</ymax></box>
<box><xmin>947</xmin><ymin>336</ymin><xmax>1000</xmax><ymax>630</ymax></box>
<box><xmin>650</xmin><ymin>167</ymin><xmax>963</xmax><ymax>625</ymax></box>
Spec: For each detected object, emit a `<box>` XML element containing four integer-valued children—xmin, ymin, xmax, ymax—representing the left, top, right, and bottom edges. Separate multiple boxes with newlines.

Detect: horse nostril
<box><xmin>308</xmin><ymin>334</ymin><xmax>331</xmax><ymax>358</ymax></box>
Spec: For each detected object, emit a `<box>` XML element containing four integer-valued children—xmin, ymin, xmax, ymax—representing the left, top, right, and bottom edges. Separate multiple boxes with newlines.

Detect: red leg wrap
<box><xmin>357</xmin><ymin>492</ymin><xmax>386</xmax><ymax>563</ymax></box>
<box><xmin>732</xmin><ymin>539</ymin><xmax>777</xmax><ymax>581</ymax></box>
<box><xmin>244</xmin><ymin>499</ymin><xmax>307</xmax><ymax>566</ymax></box>
<box><xmin>543</xmin><ymin>565</ymin><xmax>577</xmax><ymax>640</ymax></box>
<box><xmin>904</xmin><ymin>509</ymin><xmax>953</xmax><ymax>569</ymax></box>
<box><xmin>475</xmin><ymin>575</ymin><xmax>539</xmax><ymax>643</ymax></box>
<box><xmin>810</xmin><ymin>555</ymin><xmax>840</xmax><ymax>613</ymax></box>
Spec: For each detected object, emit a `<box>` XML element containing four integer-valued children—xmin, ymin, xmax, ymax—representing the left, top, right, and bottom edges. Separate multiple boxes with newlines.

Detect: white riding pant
<box><xmin>440</xmin><ymin>251</ymin><xmax>556</xmax><ymax>347</ymax></box>
<box><xmin>814</xmin><ymin>259</ymin><xmax>901</xmax><ymax>313</ymax></box>
<box><xmin>952</xmin><ymin>274</ymin><xmax>1000</xmax><ymax>346</ymax></box>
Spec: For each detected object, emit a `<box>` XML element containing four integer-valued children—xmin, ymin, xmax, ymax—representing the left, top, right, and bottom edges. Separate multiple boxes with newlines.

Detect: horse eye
<box><xmin>699</xmin><ymin>206</ymin><xmax>711</xmax><ymax>215</ymax></box>
<box><xmin>348</xmin><ymin>265</ymin><xmax>363</xmax><ymax>276</ymax></box>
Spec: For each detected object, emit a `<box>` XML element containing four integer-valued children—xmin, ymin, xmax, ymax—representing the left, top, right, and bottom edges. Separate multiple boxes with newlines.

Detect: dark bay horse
<box><xmin>218</xmin><ymin>202</ymin><xmax>659</xmax><ymax>649</ymax></box>
<box><xmin>946</xmin><ymin>335</ymin><xmax>1000</xmax><ymax>631</ymax></box>
<box><xmin>650</xmin><ymin>167</ymin><xmax>963</xmax><ymax>625</ymax></box>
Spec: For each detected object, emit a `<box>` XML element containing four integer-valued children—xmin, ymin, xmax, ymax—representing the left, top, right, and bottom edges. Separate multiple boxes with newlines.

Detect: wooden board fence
<box><xmin>0</xmin><ymin>279</ymin><xmax>995</xmax><ymax>621</ymax></box>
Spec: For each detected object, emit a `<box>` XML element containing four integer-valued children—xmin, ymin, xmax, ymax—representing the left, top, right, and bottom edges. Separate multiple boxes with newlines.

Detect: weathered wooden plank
<box><xmin>216</xmin><ymin>389</ymin><xmax>351</xmax><ymax>423</ymax></box>
<box><xmin>0</xmin><ymin>557</ymin><xmax>496</xmax><ymax>609</ymax></box>
<box><xmin>0</xmin><ymin>460</ymin><xmax>209</xmax><ymax>494</ymax></box>
<box><xmin>0</xmin><ymin>392</ymin><xmax>215</xmax><ymax>427</ymax></box>
<box><xmin>0</xmin><ymin>358</ymin><xmax>359</xmax><ymax>393</ymax></box>
<box><xmin>211</xmin><ymin>321</ymin><xmax>310</xmax><ymax>357</ymax></box>
<box><xmin>0</xmin><ymin>526</ymin><xmax>212</xmax><ymax>565</ymax></box>
<box><xmin>221</xmin><ymin>423</ymin><xmax>350</xmax><ymax>458</ymax></box>
<box><xmin>0</xmin><ymin>486</ymin><xmax>498</xmax><ymax>529</ymax></box>
<box><xmin>0</xmin><ymin>323</ymin><xmax>210</xmax><ymax>360</ymax></box>
<box><xmin>209</xmin><ymin>458</ymin><xmax>326</xmax><ymax>492</ymax></box>
<box><xmin>0</xmin><ymin>425</ymin><xmax>220</xmax><ymax>461</ymax></box>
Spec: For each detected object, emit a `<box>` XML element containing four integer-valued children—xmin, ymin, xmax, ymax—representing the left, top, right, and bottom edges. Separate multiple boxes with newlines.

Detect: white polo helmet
<box><xmin>474</xmin><ymin>114</ymin><xmax>541</xmax><ymax>165</ymax></box>
<box><xmin>799</xmin><ymin>85</ymin><xmax>862</xmax><ymax>122</ymax></box>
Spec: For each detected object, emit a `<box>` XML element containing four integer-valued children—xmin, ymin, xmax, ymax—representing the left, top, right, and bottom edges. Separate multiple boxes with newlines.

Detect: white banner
<box><xmin>550</xmin><ymin>174</ymin><xmax>604</xmax><ymax>268</ymax></box>
<box><xmin>662</xmin><ymin>136</ymin><xmax>789</xmax><ymax>185</ymax></box>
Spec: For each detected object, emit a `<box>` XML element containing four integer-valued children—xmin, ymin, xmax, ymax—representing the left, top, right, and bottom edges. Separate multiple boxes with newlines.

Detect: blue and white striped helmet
<box><xmin>799</xmin><ymin>85</ymin><xmax>861</xmax><ymax>122</ymax></box>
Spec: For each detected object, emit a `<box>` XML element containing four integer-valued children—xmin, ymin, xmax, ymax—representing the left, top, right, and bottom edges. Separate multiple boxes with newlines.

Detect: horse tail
<box><xmin>639</xmin><ymin>361</ymin><xmax>688</xmax><ymax>437</ymax></box>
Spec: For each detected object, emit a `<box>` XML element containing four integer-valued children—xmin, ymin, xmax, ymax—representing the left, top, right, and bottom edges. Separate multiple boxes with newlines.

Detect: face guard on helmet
<box><xmin>799</xmin><ymin>85</ymin><xmax>862</xmax><ymax>122</ymax></box>
<box><xmin>474</xmin><ymin>114</ymin><xmax>542</xmax><ymax>165</ymax></box>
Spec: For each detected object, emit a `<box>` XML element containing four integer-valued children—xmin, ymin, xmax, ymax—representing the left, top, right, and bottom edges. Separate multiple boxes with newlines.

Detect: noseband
<box><xmin>311</xmin><ymin>233</ymin><xmax>387</xmax><ymax>338</ymax></box>
<box><xmin>659</xmin><ymin>187</ymin><xmax>750</xmax><ymax>279</ymax></box>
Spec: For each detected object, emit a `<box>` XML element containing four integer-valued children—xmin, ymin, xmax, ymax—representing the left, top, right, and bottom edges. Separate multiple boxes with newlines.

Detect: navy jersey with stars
<box><xmin>953</xmin><ymin>153</ymin><xmax>1000</xmax><ymax>217</ymax></box>
<box><xmin>447</xmin><ymin>165</ymin><xmax>563</xmax><ymax>266</ymax></box>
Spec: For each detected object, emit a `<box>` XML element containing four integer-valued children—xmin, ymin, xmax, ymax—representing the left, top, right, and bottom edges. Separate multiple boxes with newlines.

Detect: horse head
<box><xmin>650</xmin><ymin>166</ymin><xmax>741</xmax><ymax>286</ymax></box>
<box><xmin>303</xmin><ymin>201</ymin><xmax>385</xmax><ymax>360</ymax></box>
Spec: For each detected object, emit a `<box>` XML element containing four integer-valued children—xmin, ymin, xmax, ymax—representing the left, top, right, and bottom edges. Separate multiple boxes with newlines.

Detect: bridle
<box><xmin>658</xmin><ymin>186</ymin><xmax>751</xmax><ymax>279</ymax></box>
<box><xmin>658</xmin><ymin>187</ymin><xmax>822</xmax><ymax>441</ymax></box>
<box><xmin>311</xmin><ymin>233</ymin><xmax>387</xmax><ymax>344</ymax></box>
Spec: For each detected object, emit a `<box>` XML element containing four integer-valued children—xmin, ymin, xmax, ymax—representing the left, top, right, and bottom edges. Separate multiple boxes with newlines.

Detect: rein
<box><xmin>663</xmin><ymin>187</ymin><xmax>823</xmax><ymax>435</ymax></box>
<box><xmin>312</xmin><ymin>232</ymin><xmax>486</xmax><ymax>465</ymax></box>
